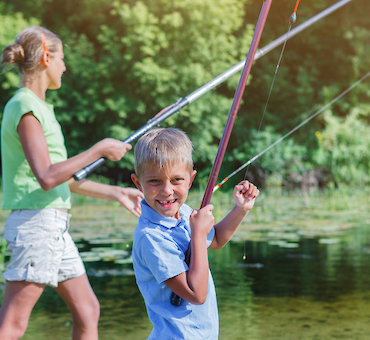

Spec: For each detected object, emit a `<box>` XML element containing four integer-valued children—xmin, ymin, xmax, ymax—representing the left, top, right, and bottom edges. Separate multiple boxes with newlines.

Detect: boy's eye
<box><xmin>148</xmin><ymin>179</ymin><xmax>159</xmax><ymax>184</ymax></box>
<box><xmin>172</xmin><ymin>178</ymin><xmax>183</xmax><ymax>183</ymax></box>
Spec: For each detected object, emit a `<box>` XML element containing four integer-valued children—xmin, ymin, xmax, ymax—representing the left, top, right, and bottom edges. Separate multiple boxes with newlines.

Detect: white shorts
<box><xmin>3</xmin><ymin>209</ymin><xmax>85</xmax><ymax>287</ymax></box>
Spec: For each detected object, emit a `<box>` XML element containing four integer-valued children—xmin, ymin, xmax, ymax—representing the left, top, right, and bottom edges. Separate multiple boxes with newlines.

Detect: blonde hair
<box><xmin>1</xmin><ymin>26</ymin><xmax>61</xmax><ymax>74</ymax></box>
<box><xmin>134</xmin><ymin>128</ymin><xmax>194</xmax><ymax>177</ymax></box>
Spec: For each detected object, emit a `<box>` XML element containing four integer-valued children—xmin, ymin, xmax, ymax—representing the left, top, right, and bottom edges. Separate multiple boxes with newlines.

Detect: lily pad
<box><xmin>319</xmin><ymin>238</ymin><xmax>340</xmax><ymax>244</ymax></box>
<box><xmin>268</xmin><ymin>240</ymin><xmax>299</xmax><ymax>248</ymax></box>
<box><xmin>87</xmin><ymin>268</ymin><xmax>135</xmax><ymax>277</ymax></box>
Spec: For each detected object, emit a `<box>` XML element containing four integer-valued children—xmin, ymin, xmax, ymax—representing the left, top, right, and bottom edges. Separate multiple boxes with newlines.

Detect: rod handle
<box><xmin>73</xmin><ymin>158</ymin><xmax>106</xmax><ymax>181</ymax></box>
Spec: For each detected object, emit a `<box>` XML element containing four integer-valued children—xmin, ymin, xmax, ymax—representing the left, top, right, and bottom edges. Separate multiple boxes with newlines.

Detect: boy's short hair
<box><xmin>134</xmin><ymin>128</ymin><xmax>193</xmax><ymax>177</ymax></box>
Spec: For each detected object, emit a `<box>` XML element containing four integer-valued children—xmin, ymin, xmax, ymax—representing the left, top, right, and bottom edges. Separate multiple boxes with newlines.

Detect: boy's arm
<box><xmin>68</xmin><ymin>178</ymin><xmax>144</xmax><ymax>217</ymax></box>
<box><xmin>165</xmin><ymin>205</ymin><xmax>214</xmax><ymax>305</ymax></box>
<box><xmin>210</xmin><ymin>181</ymin><xmax>259</xmax><ymax>250</ymax></box>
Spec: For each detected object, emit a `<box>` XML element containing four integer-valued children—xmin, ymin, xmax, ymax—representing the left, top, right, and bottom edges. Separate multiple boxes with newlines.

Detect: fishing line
<box><xmin>256</xmin><ymin>25</ymin><xmax>292</xmax><ymax>136</ymax></box>
<box><xmin>73</xmin><ymin>0</ymin><xmax>352</xmax><ymax>180</ymax></box>
<box><xmin>214</xmin><ymin>71</ymin><xmax>370</xmax><ymax>192</ymax></box>
<box><xmin>240</xmin><ymin>2</ymin><xmax>300</xmax><ymax>264</ymax></box>
<box><xmin>244</xmin><ymin>0</ymin><xmax>300</xmax><ymax>179</ymax></box>
<box><xmin>243</xmin><ymin>241</ymin><xmax>247</xmax><ymax>261</ymax></box>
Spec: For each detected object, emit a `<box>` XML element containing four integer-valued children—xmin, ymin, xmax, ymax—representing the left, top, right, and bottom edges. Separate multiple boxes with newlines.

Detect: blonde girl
<box><xmin>0</xmin><ymin>26</ymin><xmax>143</xmax><ymax>339</ymax></box>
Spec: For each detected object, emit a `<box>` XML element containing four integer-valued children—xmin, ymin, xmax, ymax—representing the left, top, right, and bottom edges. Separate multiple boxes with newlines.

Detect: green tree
<box><xmin>38</xmin><ymin>0</ymin><xmax>253</xmax><ymax>182</ymax></box>
<box><xmin>228</xmin><ymin>0</ymin><xmax>369</xmax><ymax>187</ymax></box>
<box><xmin>1</xmin><ymin>0</ymin><xmax>368</xmax><ymax>187</ymax></box>
<box><xmin>313</xmin><ymin>108</ymin><xmax>370</xmax><ymax>187</ymax></box>
<box><xmin>0</xmin><ymin>6</ymin><xmax>39</xmax><ymax>100</ymax></box>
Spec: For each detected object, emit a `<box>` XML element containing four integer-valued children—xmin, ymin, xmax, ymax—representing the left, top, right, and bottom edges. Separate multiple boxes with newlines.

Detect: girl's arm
<box><xmin>210</xmin><ymin>181</ymin><xmax>259</xmax><ymax>250</ymax></box>
<box><xmin>68</xmin><ymin>178</ymin><xmax>143</xmax><ymax>217</ymax></box>
<box><xmin>165</xmin><ymin>205</ymin><xmax>214</xmax><ymax>305</ymax></box>
<box><xmin>18</xmin><ymin>112</ymin><xmax>131</xmax><ymax>191</ymax></box>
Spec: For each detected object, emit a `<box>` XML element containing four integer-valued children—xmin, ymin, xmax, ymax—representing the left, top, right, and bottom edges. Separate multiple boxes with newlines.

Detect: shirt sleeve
<box><xmin>138</xmin><ymin>231</ymin><xmax>188</xmax><ymax>284</ymax></box>
<box><xmin>11</xmin><ymin>99</ymin><xmax>43</xmax><ymax>131</ymax></box>
<box><xmin>207</xmin><ymin>226</ymin><xmax>215</xmax><ymax>248</ymax></box>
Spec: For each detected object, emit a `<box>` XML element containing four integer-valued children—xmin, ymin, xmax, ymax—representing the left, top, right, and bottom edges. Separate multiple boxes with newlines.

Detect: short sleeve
<box><xmin>10</xmin><ymin>98</ymin><xmax>43</xmax><ymax>131</ymax></box>
<box><xmin>138</xmin><ymin>232</ymin><xmax>188</xmax><ymax>284</ymax></box>
<box><xmin>207</xmin><ymin>227</ymin><xmax>215</xmax><ymax>248</ymax></box>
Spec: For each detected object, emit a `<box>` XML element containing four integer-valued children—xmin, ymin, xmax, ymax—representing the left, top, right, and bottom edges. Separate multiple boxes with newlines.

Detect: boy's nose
<box><xmin>162</xmin><ymin>182</ymin><xmax>174</xmax><ymax>195</ymax></box>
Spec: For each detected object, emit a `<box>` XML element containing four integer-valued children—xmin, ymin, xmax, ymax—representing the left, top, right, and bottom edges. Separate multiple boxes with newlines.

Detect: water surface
<box><xmin>0</xmin><ymin>190</ymin><xmax>368</xmax><ymax>339</ymax></box>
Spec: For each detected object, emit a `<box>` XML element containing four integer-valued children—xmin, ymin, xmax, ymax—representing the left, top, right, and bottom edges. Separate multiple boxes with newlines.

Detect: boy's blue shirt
<box><xmin>132</xmin><ymin>199</ymin><xmax>219</xmax><ymax>339</ymax></box>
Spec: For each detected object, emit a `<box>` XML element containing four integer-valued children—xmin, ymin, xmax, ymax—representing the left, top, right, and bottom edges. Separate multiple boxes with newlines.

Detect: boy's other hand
<box><xmin>190</xmin><ymin>205</ymin><xmax>215</xmax><ymax>237</ymax></box>
<box><xmin>233</xmin><ymin>180</ymin><xmax>259</xmax><ymax>212</ymax></box>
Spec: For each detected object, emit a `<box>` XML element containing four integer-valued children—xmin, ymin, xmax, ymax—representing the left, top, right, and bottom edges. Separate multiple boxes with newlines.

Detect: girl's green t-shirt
<box><xmin>1</xmin><ymin>87</ymin><xmax>71</xmax><ymax>210</ymax></box>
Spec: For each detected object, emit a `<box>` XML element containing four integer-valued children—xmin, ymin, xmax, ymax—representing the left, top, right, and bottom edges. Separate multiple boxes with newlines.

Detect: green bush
<box><xmin>313</xmin><ymin>106</ymin><xmax>370</xmax><ymax>186</ymax></box>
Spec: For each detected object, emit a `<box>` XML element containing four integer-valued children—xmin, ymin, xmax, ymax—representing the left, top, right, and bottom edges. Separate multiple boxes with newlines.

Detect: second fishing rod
<box><xmin>73</xmin><ymin>0</ymin><xmax>352</xmax><ymax>181</ymax></box>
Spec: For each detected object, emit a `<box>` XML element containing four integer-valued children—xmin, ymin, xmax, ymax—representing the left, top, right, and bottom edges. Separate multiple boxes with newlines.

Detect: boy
<box><xmin>131</xmin><ymin>128</ymin><xmax>259</xmax><ymax>339</ymax></box>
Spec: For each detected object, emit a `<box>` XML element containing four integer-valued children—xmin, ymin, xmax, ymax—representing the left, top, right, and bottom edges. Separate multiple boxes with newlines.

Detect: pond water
<box><xmin>11</xmin><ymin>222</ymin><xmax>369</xmax><ymax>339</ymax></box>
<box><xmin>0</xmin><ymin>190</ymin><xmax>369</xmax><ymax>339</ymax></box>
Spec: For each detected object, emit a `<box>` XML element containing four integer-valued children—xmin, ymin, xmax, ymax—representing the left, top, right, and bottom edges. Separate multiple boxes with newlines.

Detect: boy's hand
<box><xmin>233</xmin><ymin>180</ymin><xmax>259</xmax><ymax>212</ymax></box>
<box><xmin>190</xmin><ymin>205</ymin><xmax>215</xmax><ymax>237</ymax></box>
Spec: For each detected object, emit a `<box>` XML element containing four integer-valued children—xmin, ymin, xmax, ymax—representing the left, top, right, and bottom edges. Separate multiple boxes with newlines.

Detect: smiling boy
<box><xmin>131</xmin><ymin>128</ymin><xmax>259</xmax><ymax>339</ymax></box>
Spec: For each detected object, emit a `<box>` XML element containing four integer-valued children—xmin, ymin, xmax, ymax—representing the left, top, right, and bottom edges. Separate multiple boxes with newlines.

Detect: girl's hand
<box><xmin>233</xmin><ymin>180</ymin><xmax>259</xmax><ymax>212</ymax></box>
<box><xmin>116</xmin><ymin>187</ymin><xmax>144</xmax><ymax>217</ymax></box>
<box><xmin>95</xmin><ymin>138</ymin><xmax>132</xmax><ymax>161</ymax></box>
<box><xmin>190</xmin><ymin>205</ymin><xmax>215</xmax><ymax>237</ymax></box>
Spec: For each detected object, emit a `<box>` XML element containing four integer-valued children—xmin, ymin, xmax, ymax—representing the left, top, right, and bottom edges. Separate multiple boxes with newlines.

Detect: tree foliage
<box><xmin>314</xmin><ymin>107</ymin><xmax>370</xmax><ymax>187</ymax></box>
<box><xmin>0</xmin><ymin>6</ymin><xmax>39</xmax><ymax>91</ymax></box>
<box><xmin>0</xmin><ymin>0</ymin><xmax>369</xmax><ymax>187</ymax></box>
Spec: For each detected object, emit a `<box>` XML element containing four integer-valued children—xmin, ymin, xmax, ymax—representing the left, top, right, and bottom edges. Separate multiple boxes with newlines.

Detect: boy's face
<box><xmin>131</xmin><ymin>162</ymin><xmax>196</xmax><ymax>219</ymax></box>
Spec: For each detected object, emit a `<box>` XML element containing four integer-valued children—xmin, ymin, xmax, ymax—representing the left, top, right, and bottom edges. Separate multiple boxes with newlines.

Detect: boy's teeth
<box><xmin>159</xmin><ymin>199</ymin><xmax>175</xmax><ymax>204</ymax></box>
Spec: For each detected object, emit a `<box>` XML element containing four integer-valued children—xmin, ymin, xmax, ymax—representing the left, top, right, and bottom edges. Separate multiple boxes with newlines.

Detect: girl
<box><xmin>0</xmin><ymin>26</ymin><xmax>144</xmax><ymax>339</ymax></box>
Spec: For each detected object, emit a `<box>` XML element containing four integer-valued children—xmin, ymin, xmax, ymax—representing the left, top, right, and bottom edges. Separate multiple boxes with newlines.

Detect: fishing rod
<box><xmin>170</xmin><ymin>0</ymin><xmax>273</xmax><ymax>307</ymax></box>
<box><xmin>200</xmin><ymin>0</ymin><xmax>272</xmax><ymax>207</ymax></box>
<box><xmin>73</xmin><ymin>0</ymin><xmax>352</xmax><ymax>181</ymax></box>
<box><xmin>289</xmin><ymin>0</ymin><xmax>300</xmax><ymax>24</ymax></box>
<box><xmin>213</xmin><ymin>71</ymin><xmax>370</xmax><ymax>192</ymax></box>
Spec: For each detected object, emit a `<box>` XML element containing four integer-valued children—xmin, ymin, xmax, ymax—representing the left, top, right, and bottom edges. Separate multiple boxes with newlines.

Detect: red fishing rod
<box><xmin>200</xmin><ymin>0</ymin><xmax>272</xmax><ymax>208</ymax></box>
<box><xmin>171</xmin><ymin>0</ymin><xmax>273</xmax><ymax>306</ymax></box>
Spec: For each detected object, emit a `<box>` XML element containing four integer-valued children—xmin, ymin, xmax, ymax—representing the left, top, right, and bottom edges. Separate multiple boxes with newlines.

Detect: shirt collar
<box><xmin>141</xmin><ymin>199</ymin><xmax>188</xmax><ymax>229</ymax></box>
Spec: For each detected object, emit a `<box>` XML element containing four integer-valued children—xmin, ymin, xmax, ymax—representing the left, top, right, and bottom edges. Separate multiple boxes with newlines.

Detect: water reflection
<box><xmin>211</xmin><ymin>223</ymin><xmax>370</xmax><ymax>339</ymax></box>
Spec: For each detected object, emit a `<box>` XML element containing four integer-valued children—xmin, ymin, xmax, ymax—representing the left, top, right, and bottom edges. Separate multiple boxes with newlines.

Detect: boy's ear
<box><xmin>189</xmin><ymin>170</ymin><xmax>197</xmax><ymax>188</ymax></box>
<box><xmin>131</xmin><ymin>173</ymin><xmax>143</xmax><ymax>192</ymax></box>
